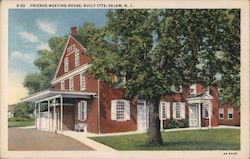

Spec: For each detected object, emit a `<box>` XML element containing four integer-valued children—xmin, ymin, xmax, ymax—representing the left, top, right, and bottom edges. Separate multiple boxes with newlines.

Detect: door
<box><xmin>137</xmin><ymin>101</ymin><xmax>148</xmax><ymax>131</ymax></box>
<box><xmin>189</xmin><ymin>105</ymin><xmax>198</xmax><ymax>127</ymax></box>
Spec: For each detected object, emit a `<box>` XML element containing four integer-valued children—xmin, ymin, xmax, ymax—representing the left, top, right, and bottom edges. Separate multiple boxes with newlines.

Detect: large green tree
<box><xmin>86</xmin><ymin>9</ymin><xmax>240</xmax><ymax>145</ymax></box>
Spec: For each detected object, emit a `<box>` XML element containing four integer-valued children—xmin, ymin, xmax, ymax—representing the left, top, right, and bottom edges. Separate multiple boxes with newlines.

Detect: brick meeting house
<box><xmin>22</xmin><ymin>27</ymin><xmax>240</xmax><ymax>134</ymax></box>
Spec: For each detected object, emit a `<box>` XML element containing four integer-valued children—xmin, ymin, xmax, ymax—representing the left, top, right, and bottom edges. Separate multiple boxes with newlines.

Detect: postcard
<box><xmin>0</xmin><ymin>0</ymin><xmax>249</xmax><ymax>159</ymax></box>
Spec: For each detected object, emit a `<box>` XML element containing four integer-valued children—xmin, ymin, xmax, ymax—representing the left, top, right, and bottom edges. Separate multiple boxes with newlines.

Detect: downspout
<box><xmin>97</xmin><ymin>79</ymin><xmax>101</xmax><ymax>134</ymax></box>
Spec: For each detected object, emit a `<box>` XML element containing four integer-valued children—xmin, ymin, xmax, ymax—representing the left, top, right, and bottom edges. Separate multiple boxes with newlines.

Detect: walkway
<box><xmin>63</xmin><ymin>131</ymin><xmax>117</xmax><ymax>151</ymax></box>
<box><xmin>8</xmin><ymin>128</ymin><xmax>94</xmax><ymax>151</ymax></box>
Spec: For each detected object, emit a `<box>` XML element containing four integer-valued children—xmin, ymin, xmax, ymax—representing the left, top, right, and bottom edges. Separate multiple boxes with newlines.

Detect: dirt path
<box><xmin>8</xmin><ymin>128</ymin><xmax>94</xmax><ymax>151</ymax></box>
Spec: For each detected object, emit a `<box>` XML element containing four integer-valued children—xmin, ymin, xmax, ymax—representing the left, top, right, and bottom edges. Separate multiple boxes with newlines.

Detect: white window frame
<box><xmin>111</xmin><ymin>99</ymin><xmax>130</xmax><ymax>121</ymax></box>
<box><xmin>78</xmin><ymin>100</ymin><xmax>87</xmax><ymax>121</ymax></box>
<box><xmin>61</xmin><ymin>81</ymin><xmax>65</xmax><ymax>90</ymax></box>
<box><xmin>159</xmin><ymin>102</ymin><xmax>170</xmax><ymax>120</ymax></box>
<box><xmin>64</xmin><ymin>57</ymin><xmax>69</xmax><ymax>73</ymax></box>
<box><xmin>173</xmin><ymin>102</ymin><xmax>185</xmax><ymax>119</ymax></box>
<box><xmin>80</xmin><ymin>72</ymin><xmax>86</xmax><ymax>91</ymax></box>
<box><xmin>69</xmin><ymin>77</ymin><xmax>74</xmax><ymax>91</ymax></box>
<box><xmin>75</xmin><ymin>49</ymin><xmax>80</xmax><ymax>67</ymax></box>
<box><xmin>202</xmin><ymin>104</ymin><xmax>209</xmax><ymax>119</ymax></box>
<box><xmin>190</xmin><ymin>84</ymin><xmax>196</xmax><ymax>95</ymax></box>
<box><xmin>219</xmin><ymin>108</ymin><xmax>224</xmax><ymax>119</ymax></box>
<box><xmin>228</xmin><ymin>108</ymin><xmax>234</xmax><ymax>119</ymax></box>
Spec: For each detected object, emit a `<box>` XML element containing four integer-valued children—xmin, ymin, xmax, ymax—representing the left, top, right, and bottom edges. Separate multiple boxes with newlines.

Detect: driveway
<box><xmin>8</xmin><ymin>128</ymin><xmax>94</xmax><ymax>151</ymax></box>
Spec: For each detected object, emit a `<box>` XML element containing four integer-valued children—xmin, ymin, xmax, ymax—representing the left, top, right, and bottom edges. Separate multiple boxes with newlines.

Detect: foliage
<box><xmin>8</xmin><ymin>116</ymin><xmax>32</xmax><ymax>122</ymax></box>
<box><xmin>8</xmin><ymin>118</ymin><xmax>35</xmax><ymax>127</ymax></box>
<box><xmin>166</xmin><ymin>119</ymin><xmax>188</xmax><ymax>129</ymax></box>
<box><xmin>167</xmin><ymin>120</ymin><xmax>179</xmax><ymax>129</ymax></box>
<box><xmin>86</xmin><ymin>9</ymin><xmax>240</xmax><ymax>144</ymax></box>
<box><xmin>90</xmin><ymin>129</ymin><xmax>240</xmax><ymax>150</ymax></box>
<box><xmin>24</xmin><ymin>36</ymin><xmax>68</xmax><ymax>94</ymax></box>
<box><xmin>13</xmin><ymin>102</ymin><xmax>34</xmax><ymax>117</ymax></box>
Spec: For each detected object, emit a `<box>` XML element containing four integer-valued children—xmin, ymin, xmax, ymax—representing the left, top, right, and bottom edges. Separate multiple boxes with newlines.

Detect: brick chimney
<box><xmin>70</xmin><ymin>26</ymin><xmax>77</xmax><ymax>36</ymax></box>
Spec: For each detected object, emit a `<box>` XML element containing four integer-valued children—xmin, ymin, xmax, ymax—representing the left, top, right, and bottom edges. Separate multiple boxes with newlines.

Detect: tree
<box><xmin>86</xmin><ymin>9</ymin><xmax>240</xmax><ymax>145</ymax></box>
<box><xmin>13</xmin><ymin>102</ymin><xmax>34</xmax><ymax>117</ymax></box>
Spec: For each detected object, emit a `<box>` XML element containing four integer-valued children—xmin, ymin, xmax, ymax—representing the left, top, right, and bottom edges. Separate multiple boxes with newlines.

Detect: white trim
<box><xmin>21</xmin><ymin>90</ymin><xmax>96</xmax><ymax>102</ymax></box>
<box><xmin>190</xmin><ymin>84</ymin><xmax>197</xmax><ymax>95</ymax></box>
<box><xmin>53</xmin><ymin>35</ymin><xmax>87</xmax><ymax>80</ymax></box>
<box><xmin>78</xmin><ymin>100</ymin><xmax>87</xmax><ymax>121</ymax></box>
<box><xmin>80</xmin><ymin>72</ymin><xmax>86</xmax><ymax>91</ymax></box>
<box><xmin>69</xmin><ymin>77</ymin><xmax>74</xmax><ymax>91</ymax></box>
<box><xmin>219</xmin><ymin>107</ymin><xmax>224</xmax><ymax>119</ymax></box>
<box><xmin>60</xmin><ymin>81</ymin><xmax>65</xmax><ymax>90</ymax></box>
<box><xmin>52</xmin><ymin>64</ymin><xmax>90</xmax><ymax>85</ymax></box>
<box><xmin>75</xmin><ymin>49</ymin><xmax>80</xmax><ymax>67</ymax></box>
<box><xmin>227</xmin><ymin>107</ymin><xmax>234</xmax><ymax>119</ymax></box>
<box><xmin>53</xmin><ymin>36</ymin><xmax>71</xmax><ymax>80</ymax></box>
<box><xmin>64</xmin><ymin>57</ymin><xmax>69</xmax><ymax>73</ymax></box>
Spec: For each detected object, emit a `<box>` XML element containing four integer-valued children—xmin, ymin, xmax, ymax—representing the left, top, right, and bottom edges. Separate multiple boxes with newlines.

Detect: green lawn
<box><xmin>89</xmin><ymin>129</ymin><xmax>240</xmax><ymax>150</ymax></box>
<box><xmin>8</xmin><ymin>117</ymin><xmax>35</xmax><ymax>127</ymax></box>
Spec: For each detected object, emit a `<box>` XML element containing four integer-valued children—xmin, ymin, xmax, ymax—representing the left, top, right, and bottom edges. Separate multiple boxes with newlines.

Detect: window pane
<box><xmin>116</xmin><ymin>100</ymin><xmax>125</xmax><ymax>121</ymax></box>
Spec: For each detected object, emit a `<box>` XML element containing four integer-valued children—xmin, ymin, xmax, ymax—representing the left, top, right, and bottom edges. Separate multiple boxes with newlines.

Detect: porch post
<box><xmin>208</xmin><ymin>103</ymin><xmax>212</xmax><ymax>128</ymax></box>
<box><xmin>60</xmin><ymin>96</ymin><xmax>63</xmax><ymax>134</ymax></box>
<box><xmin>198</xmin><ymin>103</ymin><xmax>201</xmax><ymax>128</ymax></box>
<box><xmin>34</xmin><ymin>102</ymin><xmax>37</xmax><ymax>129</ymax></box>
<box><xmin>38</xmin><ymin>102</ymin><xmax>41</xmax><ymax>130</ymax></box>
<box><xmin>53</xmin><ymin>98</ymin><xmax>56</xmax><ymax>133</ymax></box>
<box><xmin>160</xmin><ymin>103</ymin><xmax>163</xmax><ymax>132</ymax></box>
<box><xmin>48</xmin><ymin>100</ymin><xmax>50</xmax><ymax>132</ymax></box>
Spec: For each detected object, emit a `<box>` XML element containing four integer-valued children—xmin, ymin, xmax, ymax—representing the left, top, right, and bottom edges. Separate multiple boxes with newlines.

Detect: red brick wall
<box><xmin>99</xmin><ymin>82</ymin><xmax>137</xmax><ymax>133</ymax></box>
<box><xmin>218</xmin><ymin>102</ymin><xmax>240</xmax><ymax>126</ymax></box>
<box><xmin>196</xmin><ymin>84</ymin><xmax>205</xmax><ymax>94</ymax></box>
<box><xmin>63</xmin><ymin>106</ymin><xmax>75</xmax><ymax>130</ymax></box>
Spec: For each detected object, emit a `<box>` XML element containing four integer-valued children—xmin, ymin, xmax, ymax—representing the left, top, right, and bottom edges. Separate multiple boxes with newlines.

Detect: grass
<box><xmin>89</xmin><ymin>129</ymin><xmax>240</xmax><ymax>150</ymax></box>
<box><xmin>8</xmin><ymin>117</ymin><xmax>35</xmax><ymax>127</ymax></box>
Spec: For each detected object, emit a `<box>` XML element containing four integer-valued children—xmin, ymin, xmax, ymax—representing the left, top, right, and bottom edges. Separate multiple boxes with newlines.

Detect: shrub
<box><xmin>8</xmin><ymin>116</ymin><xmax>33</xmax><ymax>122</ymax></box>
<box><xmin>167</xmin><ymin>120</ymin><xmax>179</xmax><ymax>129</ymax></box>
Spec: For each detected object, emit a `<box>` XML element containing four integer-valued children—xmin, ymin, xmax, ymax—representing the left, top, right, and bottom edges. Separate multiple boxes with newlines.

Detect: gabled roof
<box><xmin>187</xmin><ymin>91</ymin><xmax>213</xmax><ymax>104</ymax></box>
<box><xmin>52</xmin><ymin>34</ymin><xmax>87</xmax><ymax>81</ymax></box>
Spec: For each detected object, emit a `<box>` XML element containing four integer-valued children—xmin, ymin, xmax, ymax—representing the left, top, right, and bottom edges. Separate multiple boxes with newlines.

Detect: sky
<box><xmin>8</xmin><ymin>9</ymin><xmax>108</xmax><ymax>105</ymax></box>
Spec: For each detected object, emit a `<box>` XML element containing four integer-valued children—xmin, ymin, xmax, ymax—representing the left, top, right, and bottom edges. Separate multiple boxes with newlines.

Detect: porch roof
<box><xmin>21</xmin><ymin>89</ymin><xmax>96</xmax><ymax>103</ymax></box>
<box><xmin>186</xmin><ymin>92</ymin><xmax>213</xmax><ymax>104</ymax></box>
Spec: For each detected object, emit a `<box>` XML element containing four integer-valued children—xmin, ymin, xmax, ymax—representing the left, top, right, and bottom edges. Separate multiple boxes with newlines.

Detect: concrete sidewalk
<box><xmin>63</xmin><ymin>131</ymin><xmax>117</xmax><ymax>151</ymax></box>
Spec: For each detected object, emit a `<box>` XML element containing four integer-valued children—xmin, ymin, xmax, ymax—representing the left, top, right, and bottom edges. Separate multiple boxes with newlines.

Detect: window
<box><xmin>202</xmin><ymin>104</ymin><xmax>209</xmax><ymax>118</ymax></box>
<box><xmin>64</xmin><ymin>57</ymin><xmax>69</xmax><ymax>73</ymax></box>
<box><xmin>228</xmin><ymin>108</ymin><xmax>233</xmax><ymax>119</ymax></box>
<box><xmin>159</xmin><ymin>102</ymin><xmax>170</xmax><ymax>120</ymax></box>
<box><xmin>80</xmin><ymin>72</ymin><xmax>86</xmax><ymax>91</ymax></box>
<box><xmin>190</xmin><ymin>84</ymin><xmax>196</xmax><ymax>95</ymax></box>
<box><xmin>61</xmin><ymin>81</ymin><xmax>65</xmax><ymax>90</ymax></box>
<box><xmin>67</xmin><ymin>44</ymin><xmax>76</xmax><ymax>53</ymax></box>
<box><xmin>69</xmin><ymin>77</ymin><xmax>74</xmax><ymax>91</ymax></box>
<box><xmin>173</xmin><ymin>102</ymin><xmax>185</xmax><ymax>119</ymax></box>
<box><xmin>75</xmin><ymin>49</ymin><xmax>80</xmax><ymax>67</ymax></box>
<box><xmin>219</xmin><ymin>108</ymin><xmax>224</xmax><ymax>119</ymax></box>
<box><xmin>176</xmin><ymin>104</ymin><xmax>181</xmax><ymax>118</ymax></box>
<box><xmin>111</xmin><ymin>99</ymin><xmax>130</xmax><ymax>121</ymax></box>
<box><xmin>78</xmin><ymin>100</ymin><xmax>87</xmax><ymax>121</ymax></box>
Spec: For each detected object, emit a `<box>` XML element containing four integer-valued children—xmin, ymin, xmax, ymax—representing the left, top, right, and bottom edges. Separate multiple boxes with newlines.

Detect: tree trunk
<box><xmin>147</xmin><ymin>99</ymin><xmax>163</xmax><ymax>145</ymax></box>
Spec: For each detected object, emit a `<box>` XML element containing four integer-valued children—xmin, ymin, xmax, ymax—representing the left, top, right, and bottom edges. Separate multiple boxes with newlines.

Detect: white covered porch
<box><xmin>187</xmin><ymin>92</ymin><xmax>213</xmax><ymax>128</ymax></box>
<box><xmin>21</xmin><ymin>89</ymin><xmax>96</xmax><ymax>134</ymax></box>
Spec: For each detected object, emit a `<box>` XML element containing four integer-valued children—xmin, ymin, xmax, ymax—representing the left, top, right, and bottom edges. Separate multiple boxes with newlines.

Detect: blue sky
<box><xmin>8</xmin><ymin>9</ymin><xmax>108</xmax><ymax>104</ymax></box>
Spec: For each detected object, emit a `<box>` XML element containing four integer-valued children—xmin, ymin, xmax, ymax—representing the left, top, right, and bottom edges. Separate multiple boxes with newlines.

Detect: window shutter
<box><xmin>181</xmin><ymin>103</ymin><xmax>185</xmax><ymax>119</ymax></box>
<box><xmin>166</xmin><ymin>102</ymin><xmax>170</xmax><ymax>119</ymax></box>
<box><xmin>173</xmin><ymin>103</ymin><xmax>176</xmax><ymax>119</ymax></box>
<box><xmin>125</xmin><ymin>100</ymin><xmax>130</xmax><ymax>120</ymax></box>
<box><xmin>111</xmin><ymin>100</ymin><xmax>117</xmax><ymax>120</ymax></box>
<box><xmin>78</xmin><ymin>102</ymin><xmax>81</xmax><ymax>120</ymax></box>
<box><xmin>202</xmin><ymin>105</ymin><xmax>205</xmax><ymax>118</ymax></box>
<box><xmin>159</xmin><ymin>102</ymin><xmax>162</xmax><ymax>120</ymax></box>
<box><xmin>83</xmin><ymin>101</ymin><xmax>87</xmax><ymax>121</ymax></box>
